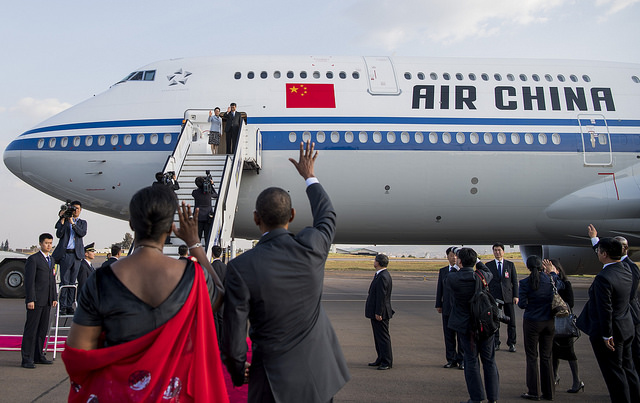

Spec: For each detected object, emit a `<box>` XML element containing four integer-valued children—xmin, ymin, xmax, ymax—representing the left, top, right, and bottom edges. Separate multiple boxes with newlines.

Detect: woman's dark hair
<box><xmin>549</xmin><ymin>258</ymin><xmax>566</xmax><ymax>281</ymax></box>
<box><xmin>526</xmin><ymin>255</ymin><xmax>542</xmax><ymax>290</ymax></box>
<box><xmin>129</xmin><ymin>185</ymin><xmax>177</xmax><ymax>241</ymax></box>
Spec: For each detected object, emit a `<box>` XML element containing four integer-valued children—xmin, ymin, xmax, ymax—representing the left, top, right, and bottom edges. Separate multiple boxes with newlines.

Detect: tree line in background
<box><xmin>1</xmin><ymin>233</ymin><xmax>133</xmax><ymax>254</ymax></box>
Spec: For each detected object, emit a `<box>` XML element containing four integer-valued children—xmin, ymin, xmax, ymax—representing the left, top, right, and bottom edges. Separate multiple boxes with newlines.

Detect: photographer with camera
<box><xmin>192</xmin><ymin>172</ymin><xmax>218</xmax><ymax>250</ymax></box>
<box><xmin>153</xmin><ymin>171</ymin><xmax>180</xmax><ymax>191</ymax></box>
<box><xmin>52</xmin><ymin>201</ymin><xmax>87</xmax><ymax>315</ymax></box>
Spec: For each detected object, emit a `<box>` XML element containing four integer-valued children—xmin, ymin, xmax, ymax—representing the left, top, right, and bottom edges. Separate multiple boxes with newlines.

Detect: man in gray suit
<box><xmin>223</xmin><ymin>141</ymin><xmax>350</xmax><ymax>403</ymax></box>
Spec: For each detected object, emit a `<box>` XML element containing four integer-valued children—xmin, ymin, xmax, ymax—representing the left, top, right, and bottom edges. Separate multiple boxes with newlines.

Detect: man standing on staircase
<box><xmin>52</xmin><ymin>201</ymin><xmax>86</xmax><ymax>316</ymax></box>
<box><xmin>223</xmin><ymin>102</ymin><xmax>242</xmax><ymax>154</ymax></box>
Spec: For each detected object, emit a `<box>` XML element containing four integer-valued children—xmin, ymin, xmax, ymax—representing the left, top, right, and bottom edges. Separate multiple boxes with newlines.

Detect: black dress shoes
<box><xmin>458</xmin><ymin>362</ymin><xmax>465</xmax><ymax>370</ymax></box>
<box><xmin>21</xmin><ymin>362</ymin><xmax>36</xmax><ymax>369</ymax></box>
<box><xmin>377</xmin><ymin>365</ymin><xmax>391</xmax><ymax>370</ymax></box>
<box><xmin>567</xmin><ymin>381</ymin><xmax>584</xmax><ymax>393</ymax></box>
<box><xmin>509</xmin><ymin>344</ymin><xmax>517</xmax><ymax>352</ymax></box>
<box><xmin>521</xmin><ymin>392</ymin><xmax>540</xmax><ymax>400</ymax></box>
<box><xmin>443</xmin><ymin>361</ymin><xmax>458</xmax><ymax>368</ymax></box>
<box><xmin>35</xmin><ymin>358</ymin><xmax>53</xmax><ymax>364</ymax></box>
<box><xmin>368</xmin><ymin>362</ymin><xmax>381</xmax><ymax>367</ymax></box>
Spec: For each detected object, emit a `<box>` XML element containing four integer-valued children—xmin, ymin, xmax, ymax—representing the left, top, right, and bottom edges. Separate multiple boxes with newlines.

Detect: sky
<box><xmin>0</xmin><ymin>0</ymin><xmax>639</xmax><ymax>251</ymax></box>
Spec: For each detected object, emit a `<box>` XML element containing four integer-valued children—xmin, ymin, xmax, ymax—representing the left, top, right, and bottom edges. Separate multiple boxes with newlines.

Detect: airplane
<box><xmin>4</xmin><ymin>55</ymin><xmax>640</xmax><ymax>277</ymax></box>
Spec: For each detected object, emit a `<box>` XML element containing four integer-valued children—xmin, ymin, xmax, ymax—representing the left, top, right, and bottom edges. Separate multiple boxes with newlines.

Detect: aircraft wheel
<box><xmin>0</xmin><ymin>260</ymin><xmax>25</xmax><ymax>298</ymax></box>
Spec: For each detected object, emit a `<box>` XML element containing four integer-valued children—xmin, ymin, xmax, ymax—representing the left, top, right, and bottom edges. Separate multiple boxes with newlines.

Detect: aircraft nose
<box><xmin>3</xmin><ymin>138</ymin><xmax>24</xmax><ymax>179</ymax></box>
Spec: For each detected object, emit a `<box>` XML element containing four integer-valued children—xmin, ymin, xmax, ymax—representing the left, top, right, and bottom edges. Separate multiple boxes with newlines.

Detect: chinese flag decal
<box><xmin>286</xmin><ymin>83</ymin><xmax>336</xmax><ymax>108</ymax></box>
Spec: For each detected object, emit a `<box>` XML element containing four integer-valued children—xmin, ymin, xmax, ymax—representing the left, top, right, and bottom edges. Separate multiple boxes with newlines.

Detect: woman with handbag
<box><xmin>518</xmin><ymin>255</ymin><xmax>564</xmax><ymax>401</ymax></box>
<box><xmin>548</xmin><ymin>258</ymin><xmax>584</xmax><ymax>393</ymax></box>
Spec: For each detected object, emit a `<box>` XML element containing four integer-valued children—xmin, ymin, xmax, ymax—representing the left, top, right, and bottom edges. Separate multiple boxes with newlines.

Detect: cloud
<box><xmin>9</xmin><ymin>97</ymin><xmax>72</xmax><ymax>123</ymax></box>
<box><xmin>596</xmin><ymin>0</ymin><xmax>640</xmax><ymax>15</ymax></box>
<box><xmin>348</xmin><ymin>0</ymin><xmax>571</xmax><ymax>49</ymax></box>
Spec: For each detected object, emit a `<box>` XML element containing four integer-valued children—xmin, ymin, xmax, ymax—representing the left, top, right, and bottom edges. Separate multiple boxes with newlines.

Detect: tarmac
<box><xmin>0</xmin><ymin>270</ymin><xmax>612</xmax><ymax>402</ymax></box>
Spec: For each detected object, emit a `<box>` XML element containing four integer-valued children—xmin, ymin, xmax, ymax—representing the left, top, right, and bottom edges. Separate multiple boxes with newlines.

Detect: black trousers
<box><xmin>442</xmin><ymin>314</ymin><xmax>463</xmax><ymax>364</ymax></box>
<box><xmin>59</xmin><ymin>252</ymin><xmax>80</xmax><ymax>309</ymax></box>
<box><xmin>590</xmin><ymin>334</ymin><xmax>640</xmax><ymax>403</ymax></box>
<box><xmin>459</xmin><ymin>332</ymin><xmax>499</xmax><ymax>402</ymax></box>
<box><xmin>21</xmin><ymin>305</ymin><xmax>51</xmax><ymax>365</ymax></box>
<box><xmin>226</xmin><ymin>131</ymin><xmax>238</xmax><ymax>154</ymax></box>
<box><xmin>523</xmin><ymin>318</ymin><xmax>555</xmax><ymax>399</ymax></box>
<box><xmin>371</xmin><ymin>318</ymin><xmax>393</xmax><ymax>367</ymax></box>
<box><xmin>496</xmin><ymin>302</ymin><xmax>517</xmax><ymax>347</ymax></box>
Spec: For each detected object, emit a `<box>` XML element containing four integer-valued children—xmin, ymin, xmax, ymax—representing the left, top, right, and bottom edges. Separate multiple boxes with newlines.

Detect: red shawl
<box><xmin>62</xmin><ymin>263</ymin><xmax>228</xmax><ymax>402</ymax></box>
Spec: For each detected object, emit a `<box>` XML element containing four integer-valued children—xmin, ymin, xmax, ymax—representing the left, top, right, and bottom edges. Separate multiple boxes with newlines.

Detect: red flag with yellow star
<box><xmin>286</xmin><ymin>83</ymin><xmax>336</xmax><ymax>108</ymax></box>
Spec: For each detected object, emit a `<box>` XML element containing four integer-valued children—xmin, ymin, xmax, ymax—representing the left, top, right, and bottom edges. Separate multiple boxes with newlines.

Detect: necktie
<box><xmin>498</xmin><ymin>261</ymin><xmax>502</xmax><ymax>277</ymax></box>
<box><xmin>46</xmin><ymin>255</ymin><xmax>52</xmax><ymax>269</ymax></box>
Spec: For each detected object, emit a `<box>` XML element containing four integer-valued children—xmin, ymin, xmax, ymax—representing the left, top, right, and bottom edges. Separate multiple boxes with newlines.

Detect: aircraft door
<box><xmin>363</xmin><ymin>56</ymin><xmax>400</xmax><ymax>95</ymax></box>
<box><xmin>578</xmin><ymin>114</ymin><xmax>612</xmax><ymax>166</ymax></box>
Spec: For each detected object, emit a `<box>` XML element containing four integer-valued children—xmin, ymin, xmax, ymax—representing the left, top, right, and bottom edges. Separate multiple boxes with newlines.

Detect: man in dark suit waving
<box><xmin>223</xmin><ymin>141</ymin><xmax>350</xmax><ymax>403</ymax></box>
<box><xmin>21</xmin><ymin>233</ymin><xmax>58</xmax><ymax>368</ymax></box>
<box><xmin>485</xmin><ymin>242</ymin><xmax>518</xmax><ymax>352</ymax></box>
<box><xmin>223</xmin><ymin>102</ymin><xmax>242</xmax><ymax>154</ymax></box>
<box><xmin>365</xmin><ymin>253</ymin><xmax>394</xmax><ymax>370</ymax></box>
<box><xmin>578</xmin><ymin>234</ymin><xmax>640</xmax><ymax>402</ymax></box>
<box><xmin>588</xmin><ymin>224</ymin><xmax>640</xmax><ymax>375</ymax></box>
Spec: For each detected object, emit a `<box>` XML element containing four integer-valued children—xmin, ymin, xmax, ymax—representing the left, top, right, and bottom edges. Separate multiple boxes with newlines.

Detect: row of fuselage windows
<box><xmin>287</xmin><ymin>130</ymin><xmax>584</xmax><ymax>147</ymax></box>
<box><xmin>36</xmin><ymin>133</ymin><xmax>173</xmax><ymax>149</ymax></box>
<box><xmin>35</xmin><ymin>130</ymin><xmax>613</xmax><ymax>149</ymax></box>
<box><xmin>234</xmin><ymin>70</ymin><xmax>640</xmax><ymax>85</ymax></box>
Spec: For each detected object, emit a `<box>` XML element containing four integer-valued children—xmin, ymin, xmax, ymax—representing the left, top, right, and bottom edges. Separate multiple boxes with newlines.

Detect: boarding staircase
<box><xmin>47</xmin><ymin>283</ymin><xmax>76</xmax><ymax>359</ymax></box>
<box><xmin>160</xmin><ymin>109</ymin><xmax>262</xmax><ymax>258</ymax></box>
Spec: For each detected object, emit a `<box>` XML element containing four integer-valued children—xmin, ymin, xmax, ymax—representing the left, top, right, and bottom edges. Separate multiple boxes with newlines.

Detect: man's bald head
<box><xmin>255</xmin><ymin>187</ymin><xmax>292</xmax><ymax>229</ymax></box>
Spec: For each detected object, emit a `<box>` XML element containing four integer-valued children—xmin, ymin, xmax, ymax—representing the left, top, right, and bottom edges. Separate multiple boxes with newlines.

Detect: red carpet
<box><xmin>1</xmin><ymin>334</ymin><xmax>251</xmax><ymax>402</ymax></box>
<box><xmin>0</xmin><ymin>334</ymin><xmax>66</xmax><ymax>352</ymax></box>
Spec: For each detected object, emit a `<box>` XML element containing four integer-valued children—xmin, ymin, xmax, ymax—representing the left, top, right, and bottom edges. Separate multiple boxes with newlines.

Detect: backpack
<box><xmin>469</xmin><ymin>270</ymin><xmax>500</xmax><ymax>340</ymax></box>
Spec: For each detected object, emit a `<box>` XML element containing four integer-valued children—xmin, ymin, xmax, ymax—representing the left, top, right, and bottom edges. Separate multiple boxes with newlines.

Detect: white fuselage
<box><xmin>5</xmin><ymin>55</ymin><xmax>640</xmax><ymax>248</ymax></box>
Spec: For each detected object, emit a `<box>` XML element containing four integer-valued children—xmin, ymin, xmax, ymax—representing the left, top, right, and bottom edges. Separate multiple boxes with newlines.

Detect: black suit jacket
<box><xmin>577</xmin><ymin>261</ymin><xmax>635</xmax><ymax>340</ymax></box>
<box><xmin>212</xmin><ymin>259</ymin><xmax>226</xmax><ymax>285</ymax></box>
<box><xmin>223</xmin><ymin>111</ymin><xmax>242</xmax><ymax>136</ymax></box>
<box><xmin>622</xmin><ymin>257</ymin><xmax>640</xmax><ymax>325</ymax></box>
<box><xmin>77</xmin><ymin>259</ymin><xmax>95</xmax><ymax>293</ymax></box>
<box><xmin>486</xmin><ymin>259</ymin><xmax>518</xmax><ymax>302</ymax></box>
<box><xmin>24</xmin><ymin>252</ymin><xmax>57</xmax><ymax>306</ymax></box>
<box><xmin>100</xmin><ymin>257</ymin><xmax>118</xmax><ymax>269</ymax></box>
<box><xmin>52</xmin><ymin>218</ymin><xmax>87</xmax><ymax>262</ymax></box>
<box><xmin>365</xmin><ymin>269</ymin><xmax>393</xmax><ymax>320</ymax></box>
<box><xmin>435</xmin><ymin>265</ymin><xmax>456</xmax><ymax>315</ymax></box>
<box><xmin>222</xmin><ymin>183</ymin><xmax>349</xmax><ymax>402</ymax></box>
<box><xmin>447</xmin><ymin>266</ymin><xmax>478</xmax><ymax>334</ymax></box>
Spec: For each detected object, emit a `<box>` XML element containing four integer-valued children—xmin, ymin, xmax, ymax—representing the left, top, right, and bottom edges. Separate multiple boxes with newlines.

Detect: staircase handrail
<box><xmin>206</xmin><ymin>155</ymin><xmax>233</xmax><ymax>249</ymax></box>
<box><xmin>161</xmin><ymin>119</ymin><xmax>192</xmax><ymax>177</ymax></box>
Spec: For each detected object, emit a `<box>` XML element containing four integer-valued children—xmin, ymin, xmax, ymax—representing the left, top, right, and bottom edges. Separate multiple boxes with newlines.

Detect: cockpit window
<box><xmin>116</xmin><ymin>70</ymin><xmax>156</xmax><ymax>84</ymax></box>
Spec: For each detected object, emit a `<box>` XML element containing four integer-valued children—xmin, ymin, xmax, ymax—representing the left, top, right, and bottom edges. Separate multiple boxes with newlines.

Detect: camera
<box><xmin>60</xmin><ymin>201</ymin><xmax>77</xmax><ymax>218</ymax></box>
<box><xmin>494</xmin><ymin>298</ymin><xmax>511</xmax><ymax>324</ymax></box>
<box><xmin>162</xmin><ymin>171</ymin><xmax>176</xmax><ymax>185</ymax></box>
<box><xmin>203</xmin><ymin>169</ymin><xmax>214</xmax><ymax>194</ymax></box>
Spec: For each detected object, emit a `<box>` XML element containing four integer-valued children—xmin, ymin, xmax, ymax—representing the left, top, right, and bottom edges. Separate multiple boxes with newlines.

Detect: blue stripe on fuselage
<box><xmin>9</xmin><ymin>116</ymin><xmax>640</xmax><ymax>153</ymax></box>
